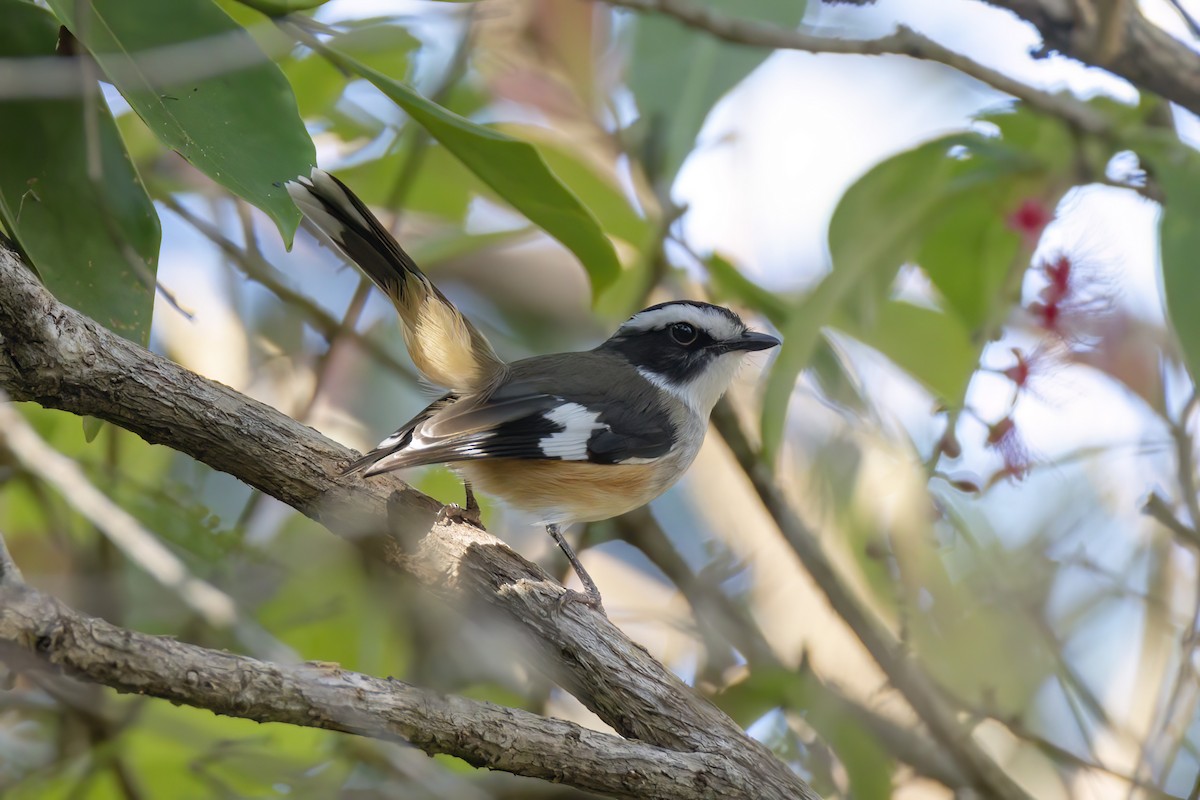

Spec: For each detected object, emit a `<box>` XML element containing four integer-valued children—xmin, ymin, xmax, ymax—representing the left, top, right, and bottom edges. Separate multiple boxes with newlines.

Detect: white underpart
<box><xmin>639</xmin><ymin>353</ymin><xmax>744</xmax><ymax>417</ymax></box>
<box><xmin>540</xmin><ymin>402</ymin><xmax>607</xmax><ymax>460</ymax></box>
<box><xmin>619</xmin><ymin>304</ymin><xmax>744</xmax><ymax>340</ymax></box>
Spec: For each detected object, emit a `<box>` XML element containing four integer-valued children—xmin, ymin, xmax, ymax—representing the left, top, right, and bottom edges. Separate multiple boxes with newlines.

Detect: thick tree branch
<box><xmin>983</xmin><ymin>0</ymin><xmax>1200</xmax><ymax>119</ymax></box>
<box><xmin>0</xmin><ymin>552</ymin><xmax>761</xmax><ymax>800</ymax></box>
<box><xmin>595</xmin><ymin>0</ymin><xmax>1111</xmax><ymax>133</ymax></box>
<box><xmin>0</xmin><ymin>244</ymin><xmax>817</xmax><ymax>800</ymax></box>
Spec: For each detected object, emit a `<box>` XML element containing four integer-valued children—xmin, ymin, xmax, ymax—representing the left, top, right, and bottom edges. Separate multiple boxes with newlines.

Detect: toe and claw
<box><xmin>437</xmin><ymin>482</ymin><xmax>484</xmax><ymax>528</ymax></box>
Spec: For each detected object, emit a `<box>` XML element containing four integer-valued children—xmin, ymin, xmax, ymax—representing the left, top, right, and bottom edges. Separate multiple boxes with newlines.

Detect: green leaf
<box><xmin>46</xmin><ymin>0</ymin><xmax>314</xmax><ymax>242</ymax></box>
<box><xmin>627</xmin><ymin>0</ymin><xmax>806</xmax><ymax>184</ymax></box>
<box><xmin>1139</xmin><ymin>136</ymin><xmax>1200</xmax><ymax>382</ymax></box>
<box><xmin>283</xmin><ymin>23</ymin><xmax>419</xmax><ymax>122</ymax></box>
<box><xmin>760</xmin><ymin>131</ymin><xmax>1041</xmax><ymax>460</ymax></box>
<box><xmin>760</xmin><ymin>134</ymin><xmax>973</xmax><ymax>457</ymax></box>
<box><xmin>916</xmin><ymin>187</ymin><xmax>1023</xmax><ymax>329</ymax></box>
<box><xmin>834</xmin><ymin>300</ymin><xmax>978</xmax><ymax>403</ymax></box>
<box><xmin>315</xmin><ymin>42</ymin><xmax>621</xmax><ymax>295</ymax></box>
<box><xmin>705</xmin><ymin>252</ymin><xmax>789</xmax><ymax>325</ymax></box>
<box><xmin>0</xmin><ymin>0</ymin><xmax>161</xmax><ymax>346</ymax></box>
<box><xmin>336</xmin><ymin>145</ymin><xmax>477</xmax><ymax>223</ymax></box>
<box><xmin>236</xmin><ymin>0</ymin><xmax>329</xmax><ymax>15</ymax></box>
<box><xmin>81</xmin><ymin>416</ymin><xmax>105</xmax><ymax>443</ymax></box>
<box><xmin>499</xmin><ymin>124</ymin><xmax>652</xmax><ymax>249</ymax></box>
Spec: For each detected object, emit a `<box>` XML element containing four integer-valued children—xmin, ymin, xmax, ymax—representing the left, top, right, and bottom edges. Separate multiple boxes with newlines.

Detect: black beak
<box><xmin>716</xmin><ymin>330</ymin><xmax>781</xmax><ymax>353</ymax></box>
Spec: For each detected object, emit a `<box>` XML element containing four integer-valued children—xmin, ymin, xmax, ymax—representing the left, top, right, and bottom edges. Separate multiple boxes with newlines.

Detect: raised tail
<box><xmin>286</xmin><ymin>169</ymin><xmax>504</xmax><ymax>392</ymax></box>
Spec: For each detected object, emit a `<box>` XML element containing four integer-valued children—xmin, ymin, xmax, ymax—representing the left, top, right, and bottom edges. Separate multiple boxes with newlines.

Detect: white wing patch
<box><xmin>540</xmin><ymin>402</ymin><xmax>607</xmax><ymax>460</ymax></box>
<box><xmin>374</xmin><ymin>430</ymin><xmax>408</xmax><ymax>450</ymax></box>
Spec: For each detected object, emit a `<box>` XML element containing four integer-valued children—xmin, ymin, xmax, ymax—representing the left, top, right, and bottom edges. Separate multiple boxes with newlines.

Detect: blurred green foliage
<box><xmin>2</xmin><ymin>0</ymin><xmax>1200</xmax><ymax>798</ymax></box>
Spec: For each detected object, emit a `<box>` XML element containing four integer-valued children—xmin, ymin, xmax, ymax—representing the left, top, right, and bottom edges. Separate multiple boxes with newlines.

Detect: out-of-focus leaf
<box><xmin>1139</xmin><ymin>136</ymin><xmax>1200</xmax><ymax>383</ymax></box>
<box><xmin>257</xmin><ymin>514</ymin><xmax>411</xmax><ymax>674</ymax></box>
<box><xmin>318</xmin><ymin>42</ymin><xmax>621</xmax><ymax>294</ymax></box>
<box><xmin>718</xmin><ymin>668</ymin><xmax>894</xmax><ymax>800</ymax></box>
<box><xmin>836</xmin><ymin>300</ymin><xmax>978</xmax><ymax>403</ymax></box>
<box><xmin>337</xmin><ymin>145</ymin><xmax>477</xmax><ymax>222</ymax></box>
<box><xmin>283</xmin><ymin>23</ymin><xmax>419</xmax><ymax>121</ymax></box>
<box><xmin>627</xmin><ymin>0</ymin><xmax>806</xmax><ymax>184</ymax></box>
<box><xmin>46</xmin><ymin>0</ymin><xmax>314</xmax><ymax>242</ymax></box>
<box><xmin>408</xmin><ymin>227</ymin><xmax>533</xmax><ymax>267</ymax></box>
<box><xmin>917</xmin><ymin>110</ymin><xmax>1074</xmax><ymax>329</ymax></box>
<box><xmin>0</xmin><ymin>0</ymin><xmax>161</xmax><ymax>346</ymax></box>
<box><xmin>237</xmin><ymin>0</ymin><xmax>329</xmax><ymax>15</ymax></box>
<box><xmin>499</xmin><ymin>123</ymin><xmax>652</xmax><ymax>249</ymax></box>
<box><xmin>761</xmin><ymin>131</ymin><xmax>1043</xmax><ymax>460</ymax></box>
<box><xmin>705</xmin><ymin>252</ymin><xmax>789</xmax><ymax>325</ymax></box>
<box><xmin>917</xmin><ymin>189</ymin><xmax>1023</xmax><ymax>330</ymax></box>
<box><xmin>81</xmin><ymin>416</ymin><xmax>105</xmax><ymax>443</ymax></box>
<box><xmin>809</xmin><ymin>336</ymin><xmax>867</xmax><ymax>413</ymax></box>
<box><xmin>904</xmin><ymin>538</ymin><xmax>1057</xmax><ymax>711</ymax></box>
<box><xmin>124</xmin><ymin>702</ymin><xmax>348</xmax><ymax>798</ymax></box>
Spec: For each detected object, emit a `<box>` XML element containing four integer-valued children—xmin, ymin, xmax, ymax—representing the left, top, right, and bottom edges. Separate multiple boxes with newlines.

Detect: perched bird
<box><xmin>287</xmin><ymin>169</ymin><xmax>779</xmax><ymax>610</ymax></box>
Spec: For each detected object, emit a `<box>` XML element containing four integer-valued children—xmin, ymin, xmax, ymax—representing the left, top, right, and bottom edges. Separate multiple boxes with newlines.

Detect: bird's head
<box><xmin>600</xmin><ymin>301</ymin><xmax>779</xmax><ymax>416</ymax></box>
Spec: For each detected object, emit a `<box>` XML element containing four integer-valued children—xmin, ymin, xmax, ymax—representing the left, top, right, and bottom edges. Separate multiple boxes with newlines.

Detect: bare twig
<box><xmin>1143</xmin><ymin>491</ymin><xmax>1200</xmax><ymax>547</ymax></box>
<box><xmin>595</xmin><ymin>0</ymin><xmax>1111</xmax><ymax>133</ymax></box>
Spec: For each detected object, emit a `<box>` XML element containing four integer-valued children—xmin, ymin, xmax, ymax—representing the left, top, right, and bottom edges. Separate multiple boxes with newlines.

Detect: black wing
<box><xmin>349</xmin><ymin>354</ymin><xmax>676</xmax><ymax>476</ymax></box>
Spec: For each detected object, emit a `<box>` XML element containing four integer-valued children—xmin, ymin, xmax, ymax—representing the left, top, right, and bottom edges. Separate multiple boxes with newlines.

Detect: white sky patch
<box><xmin>539</xmin><ymin>403</ymin><xmax>606</xmax><ymax>460</ymax></box>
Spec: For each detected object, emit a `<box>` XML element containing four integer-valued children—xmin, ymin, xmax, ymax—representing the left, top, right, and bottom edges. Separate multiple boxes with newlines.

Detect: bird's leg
<box><xmin>546</xmin><ymin>523</ymin><xmax>605</xmax><ymax>613</ymax></box>
<box><xmin>436</xmin><ymin>480</ymin><xmax>484</xmax><ymax>528</ymax></box>
<box><xmin>464</xmin><ymin>481</ymin><xmax>480</xmax><ymax>519</ymax></box>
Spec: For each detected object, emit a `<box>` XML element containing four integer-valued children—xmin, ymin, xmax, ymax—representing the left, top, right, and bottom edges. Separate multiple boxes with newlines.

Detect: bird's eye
<box><xmin>669</xmin><ymin>322</ymin><xmax>698</xmax><ymax>345</ymax></box>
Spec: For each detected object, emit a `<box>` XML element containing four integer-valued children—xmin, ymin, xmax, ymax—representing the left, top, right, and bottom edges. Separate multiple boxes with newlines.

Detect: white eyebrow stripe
<box><xmin>620</xmin><ymin>304</ymin><xmax>744</xmax><ymax>340</ymax></box>
<box><xmin>539</xmin><ymin>402</ymin><xmax>607</xmax><ymax>460</ymax></box>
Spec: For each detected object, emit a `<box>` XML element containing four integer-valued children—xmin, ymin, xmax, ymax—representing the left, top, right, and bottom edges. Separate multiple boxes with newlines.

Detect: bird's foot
<box><xmin>557</xmin><ymin>587</ymin><xmax>606</xmax><ymax>617</ymax></box>
<box><xmin>437</xmin><ymin>503</ymin><xmax>484</xmax><ymax>528</ymax></box>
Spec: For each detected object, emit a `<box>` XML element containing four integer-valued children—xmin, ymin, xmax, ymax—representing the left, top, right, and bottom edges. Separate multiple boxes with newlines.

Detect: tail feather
<box><xmin>287</xmin><ymin>169</ymin><xmax>504</xmax><ymax>392</ymax></box>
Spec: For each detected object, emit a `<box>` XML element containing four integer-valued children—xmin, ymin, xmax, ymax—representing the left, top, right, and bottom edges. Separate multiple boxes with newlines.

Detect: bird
<box><xmin>286</xmin><ymin>168</ymin><xmax>779</xmax><ymax>611</ymax></box>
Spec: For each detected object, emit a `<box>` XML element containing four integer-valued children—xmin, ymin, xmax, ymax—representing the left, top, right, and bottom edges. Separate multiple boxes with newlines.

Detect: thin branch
<box><xmin>0</xmin><ymin>559</ymin><xmax>759</xmax><ymax>800</ymax></box>
<box><xmin>595</xmin><ymin>0</ymin><xmax>1111</xmax><ymax>133</ymax></box>
<box><xmin>1165</xmin><ymin>0</ymin><xmax>1200</xmax><ymax>39</ymax></box>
